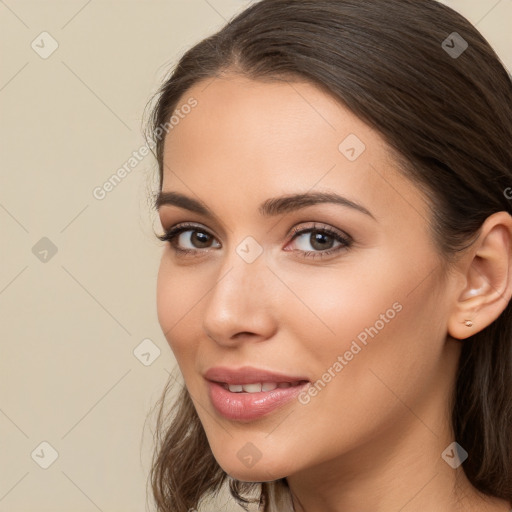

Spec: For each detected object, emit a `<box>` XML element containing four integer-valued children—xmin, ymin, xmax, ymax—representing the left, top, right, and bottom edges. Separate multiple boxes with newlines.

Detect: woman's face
<box><xmin>156</xmin><ymin>74</ymin><xmax>461</xmax><ymax>483</ymax></box>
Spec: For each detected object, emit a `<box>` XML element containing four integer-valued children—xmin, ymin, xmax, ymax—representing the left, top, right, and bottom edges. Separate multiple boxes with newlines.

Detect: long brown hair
<box><xmin>144</xmin><ymin>0</ymin><xmax>512</xmax><ymax>509</ymax></box>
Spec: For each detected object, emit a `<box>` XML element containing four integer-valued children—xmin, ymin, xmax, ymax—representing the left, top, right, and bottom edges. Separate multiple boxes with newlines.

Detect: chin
<box><xmin>213</xmin><ymin>453</ymin><xmax>292</xmax><ymax>483</ymax></box>
<box><xmin>223</xmin><ymin>467</ymin><xmax>282</xmax><ymax>483</ymax></box>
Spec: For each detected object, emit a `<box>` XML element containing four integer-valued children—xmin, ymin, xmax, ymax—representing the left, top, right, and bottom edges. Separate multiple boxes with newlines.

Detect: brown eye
<box><xmin>157</xmin><ymin>223</ymin><xmax>221</xmax><ymax>253</ymax></box>
<box><xmin>286</xmin><ymin>224</ymin><xmax>352</xmax><ymax>259</ymax></box>
<box><xmin>177</xmin><ymin>229</ymin><xmax>216</xmax><ymax>249</ymax></box>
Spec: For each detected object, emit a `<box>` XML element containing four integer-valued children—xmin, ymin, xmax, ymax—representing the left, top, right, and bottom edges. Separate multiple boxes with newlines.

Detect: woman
<box><xmin>145</xmin><ymin>0</ymin><xmax>512</xmax><ymax>510</ymax></box>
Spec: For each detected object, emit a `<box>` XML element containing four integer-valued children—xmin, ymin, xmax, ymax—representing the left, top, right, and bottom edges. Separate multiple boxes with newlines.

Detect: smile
<box><xmin>221</xmin><ymin>381</ymin><xmax>307</xmax><ymax>393</ymax></box>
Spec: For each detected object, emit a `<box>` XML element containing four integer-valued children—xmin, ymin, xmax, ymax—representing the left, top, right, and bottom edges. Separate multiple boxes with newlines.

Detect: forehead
<box><xmin>164</xmin><ymin>74</ymin><xmax>376</xmax><ymax>166</ymax></box>
<box><xmin>161</xmin><ymin>75</ymin><xmax>430</xmax><ymax>225</ymax></box>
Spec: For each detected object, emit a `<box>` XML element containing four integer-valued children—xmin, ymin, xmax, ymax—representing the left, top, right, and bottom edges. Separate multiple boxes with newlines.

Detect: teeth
<box><xmin>224</xmin><ymin>381</ymin><xmax>301</xmax><ymax>393</ymax></box>
<box><xmin>242</xmin><ymin>383</ymin><xmax>262</xmax><ymax>393</ymax></box>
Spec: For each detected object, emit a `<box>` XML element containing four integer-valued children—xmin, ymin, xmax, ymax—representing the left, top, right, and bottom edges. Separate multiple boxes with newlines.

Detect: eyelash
<box><xmin>157</xmin><ymin>222</ymin><xmax>352</xmax><ymax>260</ymax></box>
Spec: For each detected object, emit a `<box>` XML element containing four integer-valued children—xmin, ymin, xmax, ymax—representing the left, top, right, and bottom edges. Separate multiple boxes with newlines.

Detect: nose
<box><xmin>202</xmin><ymin>247</ymin><xmax>277</xmax><ymax>347</ymax></box>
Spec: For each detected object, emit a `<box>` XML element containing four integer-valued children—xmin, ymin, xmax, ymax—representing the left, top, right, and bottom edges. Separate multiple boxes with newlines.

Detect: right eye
<box><xmin>157</xmin><ymin>223</ymin><xmax>221</xmax><ymax>255</ymax></box>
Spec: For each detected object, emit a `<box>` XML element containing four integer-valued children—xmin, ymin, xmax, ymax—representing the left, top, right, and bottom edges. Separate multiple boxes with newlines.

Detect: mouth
<box><xmin>203</xmin><ymin>365</ymin><xmax>309</xmax><ymax>386</ymax></box>
<box><xmin>203</xmin><ymin>366</ymin><xmax>311</xmax><ymax>421</ymax></box>
<box><xmin>216</xmin><ymin>380</ymin><xmax>309</xmax><ymax>393</ymax></box>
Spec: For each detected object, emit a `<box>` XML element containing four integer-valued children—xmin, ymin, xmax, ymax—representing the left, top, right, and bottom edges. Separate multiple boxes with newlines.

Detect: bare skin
<box><xmin>156</xmin><ymin>73</ymin><xmax>512</xmax><ymax>512</ymax></box>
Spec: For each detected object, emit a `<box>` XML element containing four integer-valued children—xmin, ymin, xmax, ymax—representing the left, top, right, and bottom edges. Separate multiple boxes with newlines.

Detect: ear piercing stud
<box><xmin>464</xmin><ymin>320</ymin><xmax>473</xmax><ymax>327</ymax></box>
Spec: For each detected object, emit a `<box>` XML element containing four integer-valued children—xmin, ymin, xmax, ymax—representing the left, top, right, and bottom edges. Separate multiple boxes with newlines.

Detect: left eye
<box><xmin>287</xmin><ymin>227</ymin><xmax>351</xmax><ymax>254</ymax></box>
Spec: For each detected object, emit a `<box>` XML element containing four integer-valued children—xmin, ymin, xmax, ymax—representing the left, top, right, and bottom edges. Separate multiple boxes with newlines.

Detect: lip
<box><xmin>204</xmin><ymin>366</ymin><xmax>310</xmax><ymax>421</ymax></box>
<box><xmin>204</xmin><ymin>365</ymin><xmax>309</xmax><ymax>385</ymax></box>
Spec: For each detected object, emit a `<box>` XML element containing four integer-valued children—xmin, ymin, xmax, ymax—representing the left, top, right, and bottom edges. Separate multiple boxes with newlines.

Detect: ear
<box><xmin>447</xmin><ymin>211</ymin><xmax>512</xmax><ymax>340</ymax></box>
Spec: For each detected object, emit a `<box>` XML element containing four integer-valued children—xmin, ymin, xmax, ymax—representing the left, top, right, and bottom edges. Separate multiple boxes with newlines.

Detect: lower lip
<box><xmin>207</xmin><ymin>380</ymin><xmax>310</xmax><ymax>421</ymax></box>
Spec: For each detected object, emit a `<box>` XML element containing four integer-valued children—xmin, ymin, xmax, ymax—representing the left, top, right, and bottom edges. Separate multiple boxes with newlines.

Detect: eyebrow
<box><xmin>154</xmin><ymin>190</ymin><xmax>376</xmax><ymax>220</ymax></box>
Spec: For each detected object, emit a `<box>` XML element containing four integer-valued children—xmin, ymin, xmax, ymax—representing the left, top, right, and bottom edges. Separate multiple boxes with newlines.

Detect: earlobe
<box><xmin>447</xmin><ymin>211</ymin><xmax>512</xmax><ymax>340</ymax></box>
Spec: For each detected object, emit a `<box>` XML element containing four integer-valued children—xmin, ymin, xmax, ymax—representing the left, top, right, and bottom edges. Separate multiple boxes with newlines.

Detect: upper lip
<box><xmin>204</xmin><ymin>366</ymin><xmax>309</xmax><ymax>385</ymax></box>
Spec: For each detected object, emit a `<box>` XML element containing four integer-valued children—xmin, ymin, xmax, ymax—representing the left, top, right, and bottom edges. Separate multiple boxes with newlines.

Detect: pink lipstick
<box><xmin>204</xmin><ymin>366</ymin><xmax>310</xmax><ymax>421</ymax></box>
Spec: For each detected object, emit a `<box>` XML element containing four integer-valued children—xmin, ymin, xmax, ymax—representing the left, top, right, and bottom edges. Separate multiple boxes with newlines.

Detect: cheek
<box><xmin>156</xmin><ymin>256</ymin><xmax>203</xmax><ymax>357</ymax></box>
<box><xmin>156</xmin><ymin>257</ymin><xmax>176</xmax><ymax>337</ymax></box>
<box><xmin>280</xmin><ymin>262</ymin><xmax>404</xmax><ymax>363</ymax></box>
<box><xmin>283</xmin><ymin>254</ymin><xmax>445</xmax><ymax>407</ymax></box>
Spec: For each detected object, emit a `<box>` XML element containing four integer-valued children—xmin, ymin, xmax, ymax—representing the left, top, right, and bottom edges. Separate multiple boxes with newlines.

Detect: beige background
<box><xmin>0</xmin><ymin>1</ymin><xmax>510</xmax><ymax>511</ymax></box>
